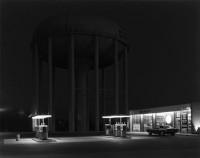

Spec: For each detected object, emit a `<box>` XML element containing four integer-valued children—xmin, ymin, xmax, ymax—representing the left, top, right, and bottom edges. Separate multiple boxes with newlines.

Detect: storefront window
<box><xmin>175</xmin><ymin>109</ymin><xmax>191</xmax><ymax>133</ymax></box>
<box><xmin>175</xmin><ymin>111</ymin><xmax>181</xmax><ymax>132</ymax></box>
<box><xmin>130</xmin><ymin>106</ymin><xmax>192</xmax><ymax>134</ymax></box>
<box><xmin>132</xmin><ymin>115</ymin><xmax>140</xmax><ymax>131</ymax></box>
<box><xmin>143</xmin><ymin>114</ymin><xmax>152</xmax><ymax>131</ymax></box>
<box><xmin>156</xmin><ymin>112</ymin><xmax>173</xmax><ymax>127</ymax></box>
<box><xmin>156</xmin><ymin>113</ymin><xmax>165</xmax><ymax>126</ymax></box>
<box><xmin>181</xmin><ymin>112</ymin><xmax>188</xmax><ymax>133</ymax></box>
<box><xmin>188</xmin><ymin>113</ymin><xmax>191</xmax><ymax>133</ymax></box>
<box><xmin>180</xmin><ymin>109</ymin><xmax>191</xmax><ymax>133</ymax></box>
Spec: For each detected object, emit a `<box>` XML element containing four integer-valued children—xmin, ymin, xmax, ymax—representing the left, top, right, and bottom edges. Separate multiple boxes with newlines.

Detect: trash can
<box><xmin>105</xmin><ymin>125</ymin><xmax>111</xmax><ymax>135</ymax></box>
<box><xmin>16</xmin><ymin>134</ymin><xmax>20</xmax><ymax>141</ymax></box>
<box><xmin>106</xmin><ymin>128</ymin><xmax>110</xmax><ymax>135</ymax></box>
<box><xmin>35</xmin><ymin>127</ymin><xmax>39</xmax><ymax>138</ymax></box>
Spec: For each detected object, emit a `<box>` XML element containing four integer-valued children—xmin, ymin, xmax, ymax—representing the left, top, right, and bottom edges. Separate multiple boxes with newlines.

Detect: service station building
<box><xmin>128</xmin><ymin>102</ymin><xmax>200</xmax><ymax>134</ymax></box>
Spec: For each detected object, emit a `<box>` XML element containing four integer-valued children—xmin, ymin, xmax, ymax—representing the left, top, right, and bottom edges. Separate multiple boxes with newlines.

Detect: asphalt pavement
<box><xmin>0</xmin><ymin>134</ymin><xmax>200</xmax><ymax>158</ymax></box>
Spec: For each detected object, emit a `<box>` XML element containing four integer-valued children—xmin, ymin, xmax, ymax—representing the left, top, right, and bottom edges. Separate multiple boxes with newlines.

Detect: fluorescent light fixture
<box><xmin>32</xmin><ymin>115</ymin><xmax>51</xmax><ymax>119</ymax></box>
<box><xmin>102</xmin><ymin>116</ymin><xmax>113</xmax><ymax>118</ymax></box>
<box><xmin>143</xmin><ymin>113</ymin><xmax>152</xmax><ymax>116</ymax></box>
<box><xmin>102</xmin><ymin>115</ymin><xmax>130</xmax><ymax>119</ymax></box>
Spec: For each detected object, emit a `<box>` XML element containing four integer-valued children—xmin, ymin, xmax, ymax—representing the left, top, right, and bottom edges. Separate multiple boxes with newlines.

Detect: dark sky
<box><xmin>0</xmin><ymin>0</ymin><xmax>200</xmax><ymax>111</ymax></box>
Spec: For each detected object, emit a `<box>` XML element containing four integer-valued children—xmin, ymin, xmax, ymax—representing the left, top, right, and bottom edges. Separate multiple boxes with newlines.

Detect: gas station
<box><xmin>31</xmin><ymin>115</ymin><xmax>51</xmax><ymax>140</ymax></box>
<box><xmin>102</xmin><ymin>115</ymin><xmax>130</xmax><ymax>137</ymax></box>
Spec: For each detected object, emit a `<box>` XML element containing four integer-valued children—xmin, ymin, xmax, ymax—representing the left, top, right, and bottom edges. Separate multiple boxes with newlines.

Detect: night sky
<box><xmin>0</xmin><ymin>0</ymin><xmax>200</xmax><ymax>112</ymax></box>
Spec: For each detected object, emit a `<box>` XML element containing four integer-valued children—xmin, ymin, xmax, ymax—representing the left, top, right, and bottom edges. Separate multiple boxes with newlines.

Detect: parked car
<box><xmin>146</xmin><ymin>125</ymin><xmax>179</xmax><ymax>136</ymax></box>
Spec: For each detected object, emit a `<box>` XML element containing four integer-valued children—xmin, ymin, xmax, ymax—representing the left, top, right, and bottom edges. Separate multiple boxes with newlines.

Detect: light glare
<box><xmin>165</xmin><ymin>115</ymin><xmax>172</xmax><ymax>124</ymax></box>
<box><xmin>102</xmin><ymin>115</ymin><xmax>130</xmax><ymax>119</ymax></box>
<box><xmin>32</xmin><ymin>115</ymin><xmax>51</xmax><ymax>119</ymax></box>
<box><xmin>0</xmin><ymin>108</ymin><xmax>7</xmax><ymax>112</ymax></box>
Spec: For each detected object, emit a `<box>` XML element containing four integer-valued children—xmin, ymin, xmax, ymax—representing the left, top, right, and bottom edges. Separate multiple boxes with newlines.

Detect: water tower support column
<box><xmin>102</xmin><ymin>67</ymin><xmax>106</xmax><ymax>129</ymax></box>
<box><xmin>34</xmin><ymin>42</ymin><xmax>40</xmax><ymax>115</ymax></box>
<box><xmin>95</xmin><ymin>35</ymin><xmax>99</xmax><ymax>131</ymax></box>
<box><xmin>48</xmin><ymin>33</ymin><xmax>55</xmax><ymax>132</ymax></box>
<box><xmin>69</xmin><ymin>34</ymin><xmax>75</xmax><ymax>132</ymax></box>
<box><xmin>124</xmin><ymin>46</ymin><xmax>128</xmax><ymax>113</ymax></box>
<box><xmin>102</xmin><ymin>67</ymin><xmax>106</xmax><ymax>116</ymax></box>
<box><xmin>114</xmin><ymin>40</ymin><xmax>119</xmax><ymax>114</ymax></box>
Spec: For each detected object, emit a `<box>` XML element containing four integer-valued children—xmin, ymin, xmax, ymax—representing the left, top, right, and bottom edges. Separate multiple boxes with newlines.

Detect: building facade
<box><xmin>129</xmin><ymin>103</ymin><xmax>200</xmax><ymax>134</ymax></box>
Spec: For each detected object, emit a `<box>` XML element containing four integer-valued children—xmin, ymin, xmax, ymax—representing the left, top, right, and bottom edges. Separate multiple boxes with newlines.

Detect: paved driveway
<box><xmin>0</xmin><ymin>135</ymin><xmax>200</xmax><ymax>158</ymax></box>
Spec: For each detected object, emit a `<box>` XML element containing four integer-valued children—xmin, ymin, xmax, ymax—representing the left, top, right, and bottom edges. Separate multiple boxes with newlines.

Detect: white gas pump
<box><xmin>31</xmin><ymin>115</ymin><xmax>51</xmax><ymax>140</ymax></box>
<box><xmin>114</xmin><ymin>122</ymin><xmax>126</xmax><ymax>137</ymax></box>
<box><xmin>102</xmin><ymin>115</ymin><xmax>130</xmax><ymax>137</ymax></box>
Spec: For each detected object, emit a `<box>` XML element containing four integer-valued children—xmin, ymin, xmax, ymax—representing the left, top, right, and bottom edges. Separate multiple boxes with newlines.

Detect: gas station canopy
<box><xmin>102</xmin><ymin>115</ymin><xmax>130</xmax><ymax>119</ymax></box>
<box><xmin>31</xmin><ymin>115</ymin><xmax>52</xmax><ymax>119</ymax></box>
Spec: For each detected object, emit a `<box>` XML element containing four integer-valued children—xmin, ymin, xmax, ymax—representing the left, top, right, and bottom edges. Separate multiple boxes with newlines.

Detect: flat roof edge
<box><xmin>130</xmin><ymin>103</ymin><xmax>192</xmax><ymax>115</ymax></box>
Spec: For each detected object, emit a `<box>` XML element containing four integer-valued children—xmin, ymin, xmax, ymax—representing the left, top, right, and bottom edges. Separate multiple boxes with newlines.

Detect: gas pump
<box><xmin>114</xmin><ymin>122</ymin><xmax>127</xmax><ymax>137</ymax></box>
<box><xmin>104</xmin><ymin>118</ymin><xmax>113</xmax><ymax>136</ymax></box>
<box><xmin>105</xmin><ymin>124</ymin><xmax>111</xmax><ymax>135</ymax></box>
<box><xmin>31</xmin><ymin>115</ymin><xmax>51</xmax><ymax>140</ymax></box>
<box><xmin>102</xmin><ymin>115</ymin><xmax>130</xmax><ymax>137</ymax></box>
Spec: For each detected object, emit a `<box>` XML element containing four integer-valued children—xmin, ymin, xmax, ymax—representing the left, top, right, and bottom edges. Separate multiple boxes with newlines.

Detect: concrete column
<box><xmin>114</xmin><ymin>40</ymin><xmax>119</xmax><ymax>114</ymax></box>
<box><xmin>69</xmin><ymin>34</ymin><xmax>75</xmax><ymax>132</ymax></box>
<box><xmin>48</xmin><ymin>32</ymin><xmax>55</xmax><ymax>132</ymax></box>
<box><xmin>82</xmin><ymin>70</ymin><xmax>87</xmax><ymax>132</ymax></box>
<box><xmin>52</xmin><ymin>67</ymin><xmax>55</xmax><ymax>130</ymax></box>
<box><xmin>124</xmin><ymin>46</ymin><xmax>128</xmax><ymax>114</ymax></box>
<box><xmin>76</xmin><ymin>65</ymin><xmax>89</xmax><ymax>131</ymax></box>
<box><xmin>86</xmin><ymin>74</ymin><xmax>89</xmax><ymax>131</ymax></box>
<box><xmin>32</xmin><ymin>46</ymin><xmax>35</xmax><ymax>114</ymax></box>
<box><xmin>130</xmin><ymin>115</ymin><xmax>133</xmax><ymax>132</ymax></box>
<box><xmin>38</xmin><ymin>59</ymin><xmax>43</xmax><ymax>114</ymax></box>
<box><xmin>34</xmin><ymin>43</ymin><xmax>39</xmax><ymax>115</ymax></box>
<box><xmin>0</xmin><ymin>38</ymin><xmax>1</xmax><ymax>114</ymax></box>
<box><xmin>102</xmin><ymin>68</ymin><xmax>106</xmax><ymax>116</ymax></box>
<box><xmin>102</xmin><ymin>68</ymin><xmax>106</xmax><ymax>128</ymax></box>
<box><xmin>95</xmin><ymin>35</ymin><xmax>99</xmax><ymax>131</ymax></box>
<box><xmin>140</xmin><ymin>114</ymin><xmax>144</xmax><ymax>132</ymax></box>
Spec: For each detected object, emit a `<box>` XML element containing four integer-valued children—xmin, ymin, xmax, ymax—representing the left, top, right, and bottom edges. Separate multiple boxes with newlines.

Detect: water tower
<box><xmin>31</xmin><ymin>13</ymin><xmax>129</xmax><ymax>132</ymax></box>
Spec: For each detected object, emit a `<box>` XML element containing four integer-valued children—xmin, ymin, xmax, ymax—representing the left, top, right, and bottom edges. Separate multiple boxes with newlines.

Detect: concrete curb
<box><xmin>176</xmin><ymin>133</ymin><xmax>200</xmax><ymax>137</ymax></box>
<box><xmin>126</xmin><ymin>132</ymin><xmax>200</xmax><ymax>137</ymax></box>
<box><xmin>32</xmin><ymin>138</ymin><xmax>57</xmax><ymax>142</ymax></box>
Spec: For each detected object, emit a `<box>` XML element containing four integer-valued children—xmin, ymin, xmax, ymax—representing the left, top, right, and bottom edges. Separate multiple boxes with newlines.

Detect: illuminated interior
<box><xmin>165</xmin><ymin>115</ymin><xmax>172</xmax><ymax>124</ymax></box>
<box><xmin>130</xmin><ymin>108</ymin><xmax>192</xmax><ymax>133</ymax></box>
